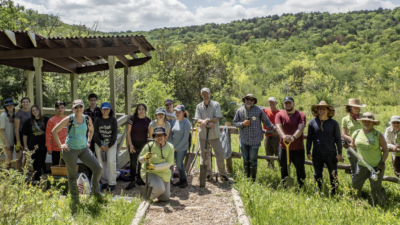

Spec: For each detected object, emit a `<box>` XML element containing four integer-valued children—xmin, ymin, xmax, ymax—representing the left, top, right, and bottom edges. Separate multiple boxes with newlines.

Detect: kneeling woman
<box><xmin>139</xmin><ymin>127</ymin><xmax>174</xmax><ymax>201</ymax></box>
<box><xmin>52</xmin><ymin>99</ymin><xmax>102</xmax><ymax>209</ymax></box>
<box><xmin>350</xmin><ymin>112</ymin><xmax>388</xmax><ymax>206</ymax></box>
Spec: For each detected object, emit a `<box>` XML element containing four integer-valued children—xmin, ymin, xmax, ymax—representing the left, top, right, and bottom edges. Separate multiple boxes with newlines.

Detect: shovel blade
<box><xmin>184</xmin><ymin>152</ymin><xmax>195</xmax><ymax>173</ymax></box>
<box><xmin>283</xmin><ymin>176</ymin><xmax>295</xmax><ymax>188</ymax></box>
<box><xmin>139</xmin><ymin>185</ymin><xmax>153</xmax><ymax>200</ymax></box>
<box><xmin>199</xmin><ymin>165</ymin><xmax>207</xmax><ymax>188</ymax></box>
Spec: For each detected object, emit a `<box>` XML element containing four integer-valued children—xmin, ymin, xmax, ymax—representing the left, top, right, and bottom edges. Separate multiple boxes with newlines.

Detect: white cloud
<box><xmin>13</xmin><ymin>0</ymin><xmax>400</xmax><ymax>32</ymax></box>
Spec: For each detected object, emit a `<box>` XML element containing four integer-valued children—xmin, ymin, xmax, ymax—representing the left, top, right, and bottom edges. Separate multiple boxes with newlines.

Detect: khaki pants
<box><xmin>147</xmin><ymin>173</ymin><xmax>170</xmax><ymax>201</ymax></box>
<box><xmin>264</xmin><ymin>136</ymin><xmax>280</xmax><ymax>167</ymax></box>
<box><xmin>352</xmin><ymin>163</ymin><xmax>385</xmax><ymax>206</ymax></box>
<box><xmin>199</xmin><ymin>138</ymin><xmax>227</xmax><ymax>176</ymax></box>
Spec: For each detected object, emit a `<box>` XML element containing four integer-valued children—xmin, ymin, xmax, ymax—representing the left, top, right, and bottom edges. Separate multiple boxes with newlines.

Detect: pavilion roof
<box><xmin>0</xmin><ymin>30</ymin><xmax>155</xmax><ymax>74</ymax></box>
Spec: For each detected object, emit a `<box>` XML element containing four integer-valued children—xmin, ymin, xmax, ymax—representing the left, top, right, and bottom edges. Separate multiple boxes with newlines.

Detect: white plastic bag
<box><xmin>220</xmin><ymin>126</ymin><xmax>232</xmax><ymax>159</ymax></box>
<box><xmin>77</xmin><ymin>173</ymin><xmax>91</xmax><ymax>195</ymax></box>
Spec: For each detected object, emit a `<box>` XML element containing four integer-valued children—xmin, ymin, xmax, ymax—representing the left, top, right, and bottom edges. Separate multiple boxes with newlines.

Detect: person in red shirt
<box><xmin>275</xmin><ymin>96</ymin><xmax>306</xmax><ymax>187</ymax></box>
<box><xmin>263</xmin><ymin>97</ymin><xmax>281</xmax><ymax>168</ymax></box>
<box><xmin>46</xmin><ymin>101</ymin><xmax>68</xmax><ymax>166</ymax></box>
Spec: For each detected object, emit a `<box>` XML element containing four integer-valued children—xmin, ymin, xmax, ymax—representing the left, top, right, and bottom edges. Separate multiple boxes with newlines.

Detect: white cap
<box><xmin>268</xmin><ymin>97</ymin><xmax>277</xmax><ymax>102</ymax></box>
<box><xmin>200</xmin><ymin>87</ymin><xmax>210</xmax><ymax>94</ymax></box>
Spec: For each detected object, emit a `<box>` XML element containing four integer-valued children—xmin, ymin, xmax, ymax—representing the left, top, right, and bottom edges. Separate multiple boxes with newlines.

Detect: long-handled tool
<box><xmin>347</xmin><ymin>147</ymin><xmax>381</xmax><ymax>181</ymax></box>
<box><xmin>140</xmin><ymin>141</ymin><xmax>154</xmax><ymax>200</ymax></box>
<box><xmin>184</xmin><ymin>123</ymin><xmax>199</xmax><ymax>173</ymax></box>
<box><xmin>200</xmin><ymin>126</ymin><xmax>211</xmax><ymax>188</ymax></box>
<box><xmin>188</xmin><ymin>135</ymin><xmax>200</xmax><ymax>175</ymax></box>
<box><xmin>283</xmin><ymin>140</ymin><xmax>294</xmax><ymax>187</ymax></box>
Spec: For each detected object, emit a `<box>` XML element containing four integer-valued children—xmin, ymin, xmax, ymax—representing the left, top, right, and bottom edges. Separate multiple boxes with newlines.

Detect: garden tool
<box><xmin>185</xmin><ymin>123</ymin><xmax>199</xmax><ymax>173</ymax></box>
<box><xmin>347</xmin><ymin>147</ymin><xmax>381</xmax><ymax>181</ymax></box>
<box><xmin>188</xmin><ymin>136</ymin><xmax>200</xmax><ymax>175</ymax></box>
<box><xmin>200</xmin><ymin>126</ymin><xmax>211</xmax><ymax>188</ymax></box>
<box><xmin>283</xmin><ymin>140</ymin><xmax>294</xmax><ymax>187</ymax></box>
<box><xmin>140</xmin><ymin>141</ymin><xmax>154</xmax><ymax>200</ymax></box>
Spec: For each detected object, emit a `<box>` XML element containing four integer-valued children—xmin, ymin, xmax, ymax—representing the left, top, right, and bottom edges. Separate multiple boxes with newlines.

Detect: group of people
<box><xmin>233</xmin><ymin>94</ymin><xmax>391</xmax><ymax>205</ymax></box>
<box><xmin>2</xmin><ymin>87</ymin><xmax>396</xmax><ymax>207</ymax></box>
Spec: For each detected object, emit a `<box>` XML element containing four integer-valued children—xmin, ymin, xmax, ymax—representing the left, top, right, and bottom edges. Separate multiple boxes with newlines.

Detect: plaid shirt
<box><xmin>83</xmin><ymin>106</ymin><xmax>101</xmax><ymax>122</ymax></box>
<box><xmin>233</xmin><ymin>105</ymin><xmax>276</xmax><ymax>146</ymax></box>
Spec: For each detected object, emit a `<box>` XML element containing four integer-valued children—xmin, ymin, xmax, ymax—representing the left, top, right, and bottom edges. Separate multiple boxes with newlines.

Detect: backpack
<box><xmin>68</xmin><ymin>114</ymin><xmax>89</xmax><ymax>132</ymax></box>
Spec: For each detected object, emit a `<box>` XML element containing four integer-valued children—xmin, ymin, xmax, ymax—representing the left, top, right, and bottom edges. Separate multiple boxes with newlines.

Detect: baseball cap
<box><xmin>200</xmin><ymin>87</ymin><xmax>210</xmax><ymax>94</ymax></box>
<box><xmin>164</xmin><ymin>98</ymin><xmax>174</xmax><ymax>105</ymax></box>
<box><xmin>268</xmin><ymin>97</ymin><xmax>277</xmax><ymax>102</ymax></box>
<box><xmin>283</xmin><ymin>96</ymin><xmax>294</xmax><ymax>103</ymax></box>
<box><xmin>55</xmin><ymin>100</ymin><xmax>66</xmax><ymax>108</ymax></box>
<box><xmin>152</xmin><ymin>126</ymin><xmax>167</xmax><ymax>137</ymax></box>
<box><xmin>101</xmin><ymin>102</ymin><xmax>111</xmax><ymax>109</ymax></box>
<box><xmin>155</xmin><ymin>107</ymin><xmax>166</xmax><ymax>115</ymax></box>
<box><xmin>174</xmin><ymin>104</ymin><xmax>186</xmax><ymax>112</ymax></box>
<box><xmin>72</xmin><ymin>99</ymin><xmax>84</xmax><ymax>108</ymax></box>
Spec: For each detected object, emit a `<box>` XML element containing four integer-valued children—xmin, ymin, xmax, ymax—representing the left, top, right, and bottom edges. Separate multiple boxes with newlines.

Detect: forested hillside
<box><xmin>1</xmin><ymin>0</ymin><xmax>400</xmax><ymax>124</ymax></box>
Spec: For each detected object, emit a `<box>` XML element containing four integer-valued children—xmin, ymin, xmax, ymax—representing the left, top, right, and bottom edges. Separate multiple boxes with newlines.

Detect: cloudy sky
<box><xmin>14</xmin><ymin>0</ymin><xmax>400</xmax><ymax>32</ymax></box>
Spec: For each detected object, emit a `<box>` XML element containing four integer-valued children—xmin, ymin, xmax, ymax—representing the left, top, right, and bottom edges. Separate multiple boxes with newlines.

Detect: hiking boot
<box><xmin>173</xmin><ymin>179</ymin><xmax>183</xmax><ymax>186</ymax></box>
<box><xmin>245</xmin><ymin>163</ymin><xmax>251</xmax><ymax>178</ymax></box>
<box><xmin>220</xmin><ymin>175</ymin><xmax>230</xmax><ymax>182</ymax></box>
<box><xmin>136</xmin><ymin>178</ymin><xmax>145</xmax><ymax>186</ymax></box>
<box><xmin>107</xmin><ymin>185</ymin><xmax>116</xmax><ymax>192</ymax></box>
<box><xmin>179</xmin><ymin>179</ymin><xmax>188</xmax><ymax>188</ymax></box>
<box><xmin>101</xmin><ymin>183</ymin><xmax>109</xmax><ymax>191</ymax></box>
<box><xmin>125</xmin><ymin>182</ymin><xmax>136</xmax><ymax>190</ymax></box>
<box><xmin>250</xmin><ymin>165</ymin><xmax>257</xmax><ymax>182</ymax></box>
<box><xmin>206</xmin><ymin>175</ymin><xmax>212</xmax><ymax>181</ymax></box>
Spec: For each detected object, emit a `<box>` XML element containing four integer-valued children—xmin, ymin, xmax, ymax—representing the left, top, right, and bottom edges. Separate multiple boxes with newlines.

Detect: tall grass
<box><xmin>0</xmin><ymin>150</ymin><xmax>140</xmax><ymax>225</ymax></box>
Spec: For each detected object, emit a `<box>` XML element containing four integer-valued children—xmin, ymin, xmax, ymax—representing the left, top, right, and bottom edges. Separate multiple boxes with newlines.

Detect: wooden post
<box><xmin>109</xmin><ymin>56</ymin><xmax>117</xmax><ymax>111</ymax></box>
<box><xmin>70</xmin><ymin>73</ymin><xmax>78</xmax><ymax>103</ymax></box>
<box><xmin>33</xmin><ymin>57</ymin><xmax>43</xmax><ymax>112</ymax></box>
<box><xmin>25</xmin><ymin>70</ymin><xmax>34</xmax><ymax>105</ymax></box>
<box><xmin>124</xmin><ymin>67</ymin><xmax>132</xmax><ymax>115</ymax></box>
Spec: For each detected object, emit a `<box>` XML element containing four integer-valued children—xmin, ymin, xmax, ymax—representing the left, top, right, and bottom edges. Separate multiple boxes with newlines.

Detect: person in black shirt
<box><xmin>306</xmin><ymin>101</ymin><xmax>342</xmax><ymax>195</ymax></box>
<box><xmin>93</xmin><ymin>102</ymin><xmax>118</xmax><ymax>192</ymax></box>
<box><xmin>22</xmin><ymin>105</ymin><xmax>49</xmax><ymax>181</ymax></box>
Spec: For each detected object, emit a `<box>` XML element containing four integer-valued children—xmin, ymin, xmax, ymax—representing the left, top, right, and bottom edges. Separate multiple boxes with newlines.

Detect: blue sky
<box><xmin>14</xmin><ymin>0</ymin><xmax>400</xmax><ymax>32</ymax></box>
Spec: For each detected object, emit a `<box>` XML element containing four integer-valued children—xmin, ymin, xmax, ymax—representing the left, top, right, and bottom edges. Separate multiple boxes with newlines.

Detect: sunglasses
<box><xmin>393</xmin><ymin>122</ymin><xmax>400</xmax><ymax>124</ymax></box>
<box><xmin>245</xmin><ymin>98</ymin><xmax>255</xmax><ymax>102</ymax></box>
<box><xmin>362</xmin><ymin>116</ymin><xmax>374</xmax><ymax>119</ymax></box>
<box><xmin>155</xmin><ymin>134</ymin><xmax>165</xmax><ymax>137</ymax></box>
<box><xmin>74</xmin><ymin>105</ymin><xmax>83</xmax><ymax>109</ymax></box>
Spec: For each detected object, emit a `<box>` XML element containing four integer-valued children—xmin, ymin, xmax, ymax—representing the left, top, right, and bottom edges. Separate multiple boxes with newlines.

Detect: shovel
<box><xmin>184</xmin><ymin>123</ymin><xmax>199</xmax><ymax>173</ymax></box>
<box><xmin>200</xmin><ymin>126</ymin><xmax>211</xmax><ymax>188</ymax></box>
<box><xmin>283</xmin><ymin>140</ymin><xmax>294</xmax><ymax>188</ymax></box>
<box><xmin>140</xmin><ymin>142</ymin><xmax>154</xmax><ymax>201</ymax></box>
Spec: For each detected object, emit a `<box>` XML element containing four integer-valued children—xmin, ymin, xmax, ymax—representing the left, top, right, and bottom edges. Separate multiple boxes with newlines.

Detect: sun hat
<box><xmin>357</xmin><ymin>112</ymin><xmax>380</xmax><ymax>125</ymax></box>
<box><xmin>174</xmin><ymin>104</ymin><xmax>186</xmax><ymax>112</ymax></box>
<box><xmin>3</xmin><ymin>98</ymin><xmax>18</xmax><ymax>108</ymax></box>
<box><xmin>311</xmin><ymin>101</ymin><xmax>335</xmax><ymax>117</ymax></box>
<box><xmin>268</xmin><ymin>97</ymin><xmax>277</xmax><ymax>102</ymax></box>
<box><xmin>155</xmin><ymin>107</ymin><xmax>166</xmax><ymax>115</ymax></box>
<box><xmin>283</xmin><ymin>96</ymin><xmax>294</xmax><ymax>103</ymax></box>
<box><xmin>344</xmin><ymin>98</ymin><xmax>366</xmax><ymax>112</ymax></box>
<box><xmin>164</xmin><ymin>98</ymin><xmax>174</xmax><ymax>105</ymax></box>
<box><xmin>242</xmin><ymin>94</ymin><xmax>258</xmax><ymax>104</ymax></box>
<box><xmin>101</xmin><ymin>102</ymin><xmax>111</xmax><ymax>109</ymax></box>
<box><xmin>200</xmin><ymin>87</ymin><xmax>210</xmax><ymax>94</ymax></box>
<box><xmin>72</xmin><ymin>99</ymin><xmax>84</xmax><ymax>108</ymax></box>
<box><xmin>152</xmin><ymin>126</ymin><xmax>167</xmax><ymax>138</ymax></box>
<box><xmin>389</xmin><ymin>115</ymin><xmax>400</xmax><ymax>124</ymax></box>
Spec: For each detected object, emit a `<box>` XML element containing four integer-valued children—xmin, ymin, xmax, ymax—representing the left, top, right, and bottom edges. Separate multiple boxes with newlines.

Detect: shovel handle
<box><xmin>283</xmin><ymin>140</ymin><xmax>291</xmax><ymax>166</ymax></box>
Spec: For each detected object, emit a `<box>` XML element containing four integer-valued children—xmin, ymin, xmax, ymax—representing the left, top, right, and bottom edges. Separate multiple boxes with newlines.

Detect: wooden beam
<box><xmin>0</xmin><ymin>34</ymin><xmax>15</xmax><ymax>49</ymax></box>
<box><xmin>96</xmin><ymin>38</ymin><xmax>104</xmax><ymax>47</ymax></box>
<box><xmin>131</xmin><ymin>37</ymin><xmax>151</xmax><ymax>57</ymax></box>
<box><xmin>0</xmin><ymin>46</ymin><xmax>139</xmax><ymax>59</ymax></box>
<box><xmin>116</xmin><ymin>55</ymin><xmax>129</xmax><ymax>67</ymax></box>
<box><xmin>79</xmin><ymin>38</ymin><xmax>89</xmax><ymax>48</ymax></box>
<box><xmin>109</xmin><ymin>56</ymin><xmax>117</xmax><ymax>111</ymax></box>
<box><xmin>33</xmin><ymin>57</ymin><xmax>43</xmax><ymax>113</ymax></box>
<box><xmin>27</xmin><ymin>31</ymin><xmax>37</xmax><ymax>47</ymax></box>
<box><xmin>4</xmin><ymin>30</ymin><xmax>16</xmax><ymax>46</ymax></box>
<box><xmin>63</xmin><ymin>38</ymin><xmax>79</xmax><ymax>48</ymax></box>
<box><xmin>76</xmin><ymin>57</ymin><xmax>151</xmax><ymax>74</ymax></box>
<box><xmin>43</xmin><ymin>58</ymin><xmax>81</xmax><ymax>73</ymax></box>
<box><xmin>44</xmin><ymin>39</ymin><xmax>57</xmax><ymax>48</ymax></box>
<box><xmin>70</xmin><ymin>73</ymin><xmax>79</xmax><ymax>103</ymax></box>
<box><xmin>15</xmin><ymin>33</ymin><xmax>35</xmax><ymax>49</ymax></box>
<box><xmin>25</xmin><ymin>70</ymin><xmax>34</xmax><ymax>105</ymax></box>
<box><xmin>124</xmin><ymin>67</ymin><xmax>132</xmax><ymax>115</ymax></box>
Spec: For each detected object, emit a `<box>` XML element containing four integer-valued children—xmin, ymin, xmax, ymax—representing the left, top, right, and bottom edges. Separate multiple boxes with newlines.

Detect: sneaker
<box><xmin>173</xmin><ymin>180</ymin><xmax>183</xmax><ymax>186</ymax></box>
<box><xmin>125</xmin><ymin>182</ymin><xmax>136</xmax><ymax>190</ymax></box>
<box><xmin>179</xmin><ymin>179</ymin><xmax>188</xmax><ymax>188</ymax></box>
<box><xmin>107</xmin><ymin>185</ymin><xmax>116</xmax><ymax>192</ymax></box>
<box><xmin>136</xmin><ymin>178</ymin><xmax>145</xmax><ymax>186</ymax></box>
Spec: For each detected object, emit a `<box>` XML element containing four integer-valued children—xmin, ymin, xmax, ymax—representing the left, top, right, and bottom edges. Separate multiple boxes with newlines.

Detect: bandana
<box><xmin>350</xmin><ymin>113</ymin><xmax>359</xmax><ymax>121</ymax></box>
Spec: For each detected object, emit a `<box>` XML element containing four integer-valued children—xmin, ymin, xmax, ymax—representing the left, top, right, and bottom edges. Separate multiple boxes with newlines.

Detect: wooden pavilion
<box><xmin>0</xmin><ymin>30</ymin><xmax>155</xmax><ymax>170</ymax></box>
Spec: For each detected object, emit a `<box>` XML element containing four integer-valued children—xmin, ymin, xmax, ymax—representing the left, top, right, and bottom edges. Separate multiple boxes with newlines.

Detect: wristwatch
<box><xmin>87</xmin><ymin>141</ymin><xmax>91</xmax><ymax>144</ymax></box>
<box><xmin>292</xmin><ymin>135</ymin><xmax>296</xmax><ymax>140</ymax></box>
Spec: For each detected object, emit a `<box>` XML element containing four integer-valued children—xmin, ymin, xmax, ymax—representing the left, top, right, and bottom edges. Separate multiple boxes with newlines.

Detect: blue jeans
<box><xmin>241</xmin><ymin>142</ymin><xmax>261</xmax><ymax>167</ymax></box>
<box><xmin>171</xmin><ymin>150</ymin><xmax>187</xmax><ymax>180</ymax></box>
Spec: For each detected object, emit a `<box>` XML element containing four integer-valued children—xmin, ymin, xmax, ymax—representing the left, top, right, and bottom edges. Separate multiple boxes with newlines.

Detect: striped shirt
<box><xmin>233</xmin><ymin>105</ymin><xmax>276</xmax><ymax>145</ymax></box>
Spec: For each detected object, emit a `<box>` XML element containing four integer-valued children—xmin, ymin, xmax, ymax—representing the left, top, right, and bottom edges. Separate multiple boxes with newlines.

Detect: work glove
<box><xmin>146</xmin><ymin>163</ymin><xmax>155</xmax><ymax>170</ymax></box>
<box><xmin>144</xmin><ymin>152</ymin><xmax>152</xmax><ymax>160</ymax></box>
<box><xmin>376</xmin><ymin>163</ymin><xmax>385</xmax><ymax>172</ymax></box>
<box><xmin>16</xmin><ymin>141</ymin><xmax>22</xmax><ymax>152</ymax></box>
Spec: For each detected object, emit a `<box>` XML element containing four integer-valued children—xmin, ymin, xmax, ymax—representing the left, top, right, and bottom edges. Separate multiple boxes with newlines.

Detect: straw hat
<box><xmin>357</xmin><ymin>112</ymin><xmax>380</xmax><ymax>125</ymax></box>
<box><xmin>344</xmin><ymin>98</ymin><xmax>366</xmax><ymax>112</ymax></box>
<box><xmin>311</xmin><ymin>101</ymin><xmax>335</xmax><ymax>117</ymax></box>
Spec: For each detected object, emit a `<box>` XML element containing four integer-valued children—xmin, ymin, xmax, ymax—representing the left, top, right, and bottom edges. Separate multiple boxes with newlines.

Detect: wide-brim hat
<box><xmin>344</xmin><ymin>98</ymin><xmax>366</xmax><ymax>112</ymax></box>
<box><xmin>357</xmin><ymin>112</ymin><xmax>380</xmax><ymax>125</ymax></box>
<box><xmin>152</xmin><ymin>126</ymin><xmax>167</xmax><ymax>138</ymax></box>
<box><xmin>242</xmin><ymin>94</ymin><xmax>258</xmax><ymax>104</ymax></box>
<box><xmin>389</xmin><ymin>115</ymin><xmax>400</xmax><ymax>124</ymax></box>
<box><xmin>3</xmin><ymin>98</ymin><xmax>18</xmax><ymax>108</ymax></box>
<box><xmin>311</xmin><ymin>101</ymin><xmax>335</xmax><ymax>117</ymax></box>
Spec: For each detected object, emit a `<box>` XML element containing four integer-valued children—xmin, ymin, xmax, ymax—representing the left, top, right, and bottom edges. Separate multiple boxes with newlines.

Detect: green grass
<box><xmin>230</xmin><ymin>136</ymin><xmax>400</xmax><ymax>224</ymax></box>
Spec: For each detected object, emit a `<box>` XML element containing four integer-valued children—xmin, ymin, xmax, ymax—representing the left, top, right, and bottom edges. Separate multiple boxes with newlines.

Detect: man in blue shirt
<box><xmin>233</xmin><ymin>94</ymin><xmax>276</xmax><ymax>181</ymax></box>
